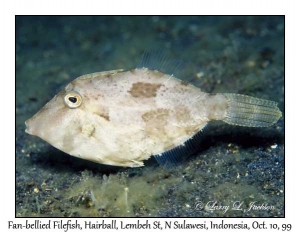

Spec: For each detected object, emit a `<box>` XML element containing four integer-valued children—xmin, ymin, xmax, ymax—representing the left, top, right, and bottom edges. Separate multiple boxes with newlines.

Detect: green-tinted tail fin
<box><xmin>223</xmin><ymin>94</ymin><xmax>282</xmax><ymax>127</ymax></box>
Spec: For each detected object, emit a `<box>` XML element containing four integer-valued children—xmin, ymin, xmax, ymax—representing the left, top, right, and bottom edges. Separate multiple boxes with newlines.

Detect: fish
<box><xmin>25</xmin><ymin>52</ymin><xmax>282</xmax><ymax>168</ymax></box>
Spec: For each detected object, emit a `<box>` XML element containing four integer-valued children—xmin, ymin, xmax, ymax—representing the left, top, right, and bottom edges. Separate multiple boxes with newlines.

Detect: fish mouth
<box><xmin>25</xmin><ymin>119</ymin><xmax>33</xmax><ymax>135</ymax></box>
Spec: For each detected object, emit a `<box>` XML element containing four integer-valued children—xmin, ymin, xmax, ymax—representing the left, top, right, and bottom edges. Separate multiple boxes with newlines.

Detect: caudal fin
<box><xmin>223</xmin><ymin>93</ymin><xmax>282</xmax><ymax>127</ymax></box>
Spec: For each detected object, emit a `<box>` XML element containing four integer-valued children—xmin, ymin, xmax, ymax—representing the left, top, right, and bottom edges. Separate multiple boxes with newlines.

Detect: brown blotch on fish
<box><xmin>175</xmin><ymin>105</ymin><xmax>191</xmax><ymax>123</ymax></box>
<box><xmin>180</xmin><ymin>80</ymin><xmax>189</xmax><ymax>86</ymax></box>
<box><xmin>128</xmin><ymin>82</ymin><xmax>163</xmax><ymax>98</ymax></box>
<box><xmin>142</xmin><ymin>108</ymin><xmax>170</xmax><ymax>138</ymax></box>
<box><xmin>81</xmin><ymin>124</ymin><xmax>95</xmax><ymax>137</ymax></box>
<box><xmin>142</xmin><ymin>108</ymin><xmax>170</xmax><ymax>125</ymax></box>
<box><xmin>99</xmin><ymin>113</ymin><xmax>110</xmax><ymax>121</ymax></box>
<box><xmin>93</xmin><ymin>111</ymin><xmax>110</xmax><ymax>121</ymax></box>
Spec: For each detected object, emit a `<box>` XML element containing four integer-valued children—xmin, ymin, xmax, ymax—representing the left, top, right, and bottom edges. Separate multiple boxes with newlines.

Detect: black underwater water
<box><xmin>16</xmin><ymin>16</ymin><xmax>284</xmax><ymax>217</ymax></box>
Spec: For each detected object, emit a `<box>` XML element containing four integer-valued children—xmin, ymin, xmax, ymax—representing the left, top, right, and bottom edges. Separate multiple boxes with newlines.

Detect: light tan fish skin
<box><xmin>25</xmin><ymin>68</ymin><xmax>282</xmax><ymax>167</ymax></box>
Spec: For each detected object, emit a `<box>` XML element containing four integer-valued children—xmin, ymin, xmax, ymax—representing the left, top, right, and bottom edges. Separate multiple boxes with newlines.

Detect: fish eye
<box><xmin>64</xmin><ymin>91</ymin><xmax>82</xmax><ymax>109</ymax></box>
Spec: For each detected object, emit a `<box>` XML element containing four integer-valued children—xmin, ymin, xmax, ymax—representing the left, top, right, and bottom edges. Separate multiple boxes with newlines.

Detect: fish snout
<box><xmin>25</xmin><ymin>116</ymin><xmax>42</xmax><ymax>136</ymax></box>
<box><xmin>25</xmin><ymin>118</ymin><xmax>34</xmax><ymax>135</ymax></box>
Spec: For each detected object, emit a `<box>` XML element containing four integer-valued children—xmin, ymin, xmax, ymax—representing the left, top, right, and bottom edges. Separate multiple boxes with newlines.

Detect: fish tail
<box><xmin>222</xmin><ymin>93</ymin><xmax>282</xmax><ymax>127</ymax></box>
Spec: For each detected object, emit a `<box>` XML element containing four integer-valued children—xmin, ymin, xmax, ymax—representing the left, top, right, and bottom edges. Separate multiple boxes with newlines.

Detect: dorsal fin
<box><xmin>137</xmin><ymin>50</ymin><xmax>184</xmax><ymax>78</ymax></box>
<box><xmin>154</xmin><ymin>129</ymin><xmax>205</xmax><ymax>169</ymax></box>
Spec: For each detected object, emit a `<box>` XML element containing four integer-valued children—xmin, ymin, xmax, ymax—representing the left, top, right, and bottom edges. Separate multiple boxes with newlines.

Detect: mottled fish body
<box><xmin>25</xmin><ymin>57</ymin><xmax>282</xmax><ymax>167</ymax></box>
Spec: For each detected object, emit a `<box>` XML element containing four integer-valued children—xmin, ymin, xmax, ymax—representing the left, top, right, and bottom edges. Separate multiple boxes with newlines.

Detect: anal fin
<box><xmin>154</xmin><ymin>129</ymin><xmax>204</xmax><ymax>169</ymax></box>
